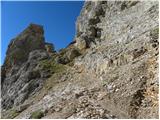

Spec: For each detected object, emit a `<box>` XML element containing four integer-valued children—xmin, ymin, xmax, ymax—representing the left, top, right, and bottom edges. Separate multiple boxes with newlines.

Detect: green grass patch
<box><xmin>10</xmin><ymin>109</ymin><xmax>20</xmax><ymax>119</ymax></box>
<box><xmin>150</xmin><ymin>27</ymin><xmax>159</xmax><ymax>40</ymax></box>
<box><xmin>39</xmin><ymin>57</ymin><xmax>66</xmax><ymax>74</ymax></box>
<box><xmin>3</xmin><ymin>109</ymin><xmax>20</xmax><ymax>119</ymax></box>
<box><xmin>30</xmin><ymin>110</ymin><xmax>44</xmax><ymax>119</ymax></box>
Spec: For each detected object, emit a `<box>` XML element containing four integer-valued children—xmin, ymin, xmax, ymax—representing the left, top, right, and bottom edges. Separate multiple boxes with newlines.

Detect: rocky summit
<box><xmin>1</xmin><ymin>1</ymin><xmax>159</xmax><ymax>119</ymax></box>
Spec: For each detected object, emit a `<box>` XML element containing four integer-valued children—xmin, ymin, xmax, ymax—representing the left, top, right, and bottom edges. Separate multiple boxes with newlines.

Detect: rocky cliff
<box><xmin>1</xmin><ymin>1</ymin><xmax>159</xmax><ymax>119</ymax></box>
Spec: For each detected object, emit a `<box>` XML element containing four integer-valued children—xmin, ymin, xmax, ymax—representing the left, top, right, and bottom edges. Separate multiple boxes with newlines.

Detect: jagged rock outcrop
<box><xmin>45</xmin><ymin>42</ymin><xmax>55</xmax><ymax>53</ymax></box>
<box><xmin>1</xmin><ymin>1</ymin><xmax>159</xmax><ymax>119</ymax></box>
<box><xmin>1</xmin><ymin>24</ymin><xmax>54</xmax><ymax>110</ymax></box>
<box><xmin>4</xmin><ymin>24</ymin><xmax>45</xmax><ymax>67</ymax></box>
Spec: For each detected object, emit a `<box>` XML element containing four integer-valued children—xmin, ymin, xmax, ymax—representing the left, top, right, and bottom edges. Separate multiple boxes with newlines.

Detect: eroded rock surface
<box><xmin>74</xmin><ymin>1</ymin><xmax>159</xmax><ymax>118</ymax></box>
<box><xmin>1</xmin><ymin>1</ymin><xmax>159</xmax><ymax>119</ymax></box>
<box><xmin>1</xmin><ymin>24</ymin><xmax>53</xmax><ymax>110</ymax></box>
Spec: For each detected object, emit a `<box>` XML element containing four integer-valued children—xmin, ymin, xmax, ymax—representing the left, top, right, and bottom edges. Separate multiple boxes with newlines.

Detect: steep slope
<box><xmin>74</xmin><ymin>1</ymin><xmax>159</xmax><ymax>118</ymax></box>
<box><xmin>1</xmin><ymin>1</ymin><xmax>159</xmax><ymax>119</ymax></box>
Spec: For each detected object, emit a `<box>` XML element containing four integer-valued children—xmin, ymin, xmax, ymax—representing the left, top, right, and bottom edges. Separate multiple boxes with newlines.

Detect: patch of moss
<box><xmin>42</xmin><ymin>67</ymin><xmax>70</xmax><ymax>93</ymax></box>
<box><xmin>30</xmin><ymin>110</ymin><xmax>44</xmax><ymax>119</ymax></box>
<box><xmin>40</xmin><ymin>57</ymin><xmax>66</xmax><ymax>74</ymax></box>
<box><xmin>150</xmin><ymin>27</ymin><xmax>159</xmax><ymax>40</ymax></box>
<box><xmin>59</xmin><ymin>48</ymin><xmax>68</xmax><ymax>56</ymax></box>
<box><xmin>102</xmin><ymin>80</ymin><xmax>108</xmax><ymax>87</ymax></box>
<box><xmin>5</xmin><ymin>109</ymin><xmax>20</xmax><ymax>119</ymax></box>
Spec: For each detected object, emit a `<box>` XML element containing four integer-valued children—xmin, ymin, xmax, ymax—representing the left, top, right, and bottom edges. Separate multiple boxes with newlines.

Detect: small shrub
<box><xmin>9</xmin><ymin>109</ymin><xmax>20</xmax><ymax>119</ymax></box>
<box><xmin>30</xmin><ymin>110</ymin><xmax>44</xmax><ymax>119</ymax></box>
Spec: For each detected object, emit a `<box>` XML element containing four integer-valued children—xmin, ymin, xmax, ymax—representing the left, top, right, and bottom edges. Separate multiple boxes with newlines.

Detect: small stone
<box><xmin>16</xmin><ymin>103</ymin><xmax>30</xmax><ymax>112</ymax></box>
<box><xmin>54</xmin><ymin>107</ymin><xmax>62</xmax><ymax>112</ymax></box>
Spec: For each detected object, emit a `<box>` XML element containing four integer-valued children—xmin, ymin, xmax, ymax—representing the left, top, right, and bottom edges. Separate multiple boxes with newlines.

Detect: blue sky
<box><xmin>1</xmin><ymin>1</ymin><xmax>84</xmax><ymax>64</ymax></box>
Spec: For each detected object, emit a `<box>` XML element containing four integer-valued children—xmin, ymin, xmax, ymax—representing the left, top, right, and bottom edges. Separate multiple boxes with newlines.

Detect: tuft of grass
<box><xmin>6</xmin><ymin>109</ymin><xmax>20</xmax><ymax>119</ymax></box>
<box><xmin>102</xmin><ymin>80</ymin><xmax>107</xmax><ymax>87</ymax></box>
<box><xmin>30</xmin><ymin>110</ymin><xmax>44</xmax><ymax>119</ymax></box>
<box><xmin>39</xmin><ymin>57</ymin><xmax>66</xmax><ymax>74</ymax></box>
<box><xmin>150</xmin><ymin>27</ymin><xmax>159</xmax><ymax>40</ymax></box>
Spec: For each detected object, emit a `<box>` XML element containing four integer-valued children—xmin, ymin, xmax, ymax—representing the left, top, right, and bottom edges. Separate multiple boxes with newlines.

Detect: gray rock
<box><xmin>75</xmin><ymin>37</ymin><xmax>87</xmax><ymax>50</ymax></box>
<box><xmin>74</xmin><ymin>1</ymin><xmax>158</xmax><ymax>119</ymax></box>
<box><xmin>67</xmin><ymin>49</ymin><xmax>81</xmax><ymax>60</ymax></box>
<box><xmin>16</xmin><ymin>103</ymin><xmax>30</xmax><ymax>112</ymax></box>
<box><xmin>4</xmin><ymin>24</ymin><xmax>46</xmax><ymax>67</ymax></box>
<box><xmin>1</xmin><ymin>24</ymin><xmax>52</xmax><ymax>110</ymax></box>
<box><xmin>1</xmin><ymin>1</ymin><xmax>159</xmax><ymax>119</ymax></box>
<box><xmin>45</xmin><ymin>42</ymin><xmax>55</xmax><ymax>53</ymax></box>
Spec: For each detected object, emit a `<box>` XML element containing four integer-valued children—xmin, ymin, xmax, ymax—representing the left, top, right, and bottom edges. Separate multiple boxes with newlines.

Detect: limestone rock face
<box><xmin>75</xmin><ymin>37</ymin><xmax>87</xmax><ymax>50</ymax></box>
<box><xmin>75</xmin><ymin>1</ymin><xmax>159</xmax><ymax>119</ymax></box>
<box><xmin>5</xmin><ymin>24</ymin><xmax>45</xmax><ymax>67</ymax></box>
<box><xmin>1</xmin><ymin>1</ymin><xmax>159</xmax><ymax>119</ymax></box>
<box><xmin>1</xmin><ymin>24</ymin><xmax>52</xmax><ymax>110</ymax></box>
<box><xmin>55</xmin><ymin>44</ymin><xmax>81</xmax><ymax>65</ymax></box>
